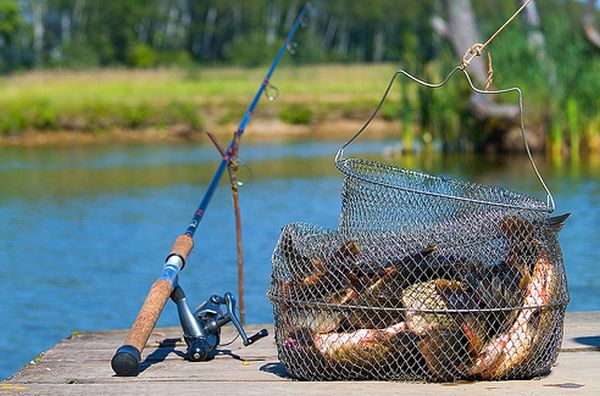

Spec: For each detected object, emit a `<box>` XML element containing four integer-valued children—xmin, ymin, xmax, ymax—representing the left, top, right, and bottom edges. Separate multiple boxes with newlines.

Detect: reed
<box><xmin>567</xmin><ymin>98</ymin><xmax>580</xmax><ymax>158</ymax></box>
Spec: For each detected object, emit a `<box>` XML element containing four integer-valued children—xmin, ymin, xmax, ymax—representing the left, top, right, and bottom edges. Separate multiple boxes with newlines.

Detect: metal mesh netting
<box><xmin>268</xmin><ymin>158</ymin><xmax>569</xmax><ymax>381</ymax></box>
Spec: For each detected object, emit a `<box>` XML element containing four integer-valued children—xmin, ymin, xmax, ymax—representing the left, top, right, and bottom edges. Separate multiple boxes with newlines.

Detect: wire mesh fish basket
<box><xmin>268</xmin><ymin>67</ymin><xmax>569</xmax><ymax>382</ymax></box>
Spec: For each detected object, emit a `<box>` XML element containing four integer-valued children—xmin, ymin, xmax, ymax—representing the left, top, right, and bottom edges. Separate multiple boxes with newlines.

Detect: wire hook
<box><xmin>264</xmin><ymin>83</ymin><xmax>279</xmax><ymax>102</ymax></box>
<box><xmin>286</xmin><ymin>41</ymin><xmax>298</xmax><ymax>55</ymax></box>
<box><xmin>233</xmin><ymin>160</ymin><xmax>253</xmax><ymax>187</ymax></box>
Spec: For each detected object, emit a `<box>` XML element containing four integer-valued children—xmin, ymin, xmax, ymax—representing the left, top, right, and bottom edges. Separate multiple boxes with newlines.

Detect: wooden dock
<box><xmin>2</xmin><ymin>312</ymin><xmax>600</xmax><ymax>395</ymax></box>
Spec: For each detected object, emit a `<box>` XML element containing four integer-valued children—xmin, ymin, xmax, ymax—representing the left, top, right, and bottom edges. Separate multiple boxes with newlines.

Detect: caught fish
<box><xmin>279</xmin><ymin>239</ymin><xmax>361</xmax><ymax>300</ymax></box>
<box><xmin>418</xmin><ymin>317</ymin><xmax>487</xmax><ymax>382</ymax></box>
<box><xmin>285</xmin><ymin>307</ymin><xmax>342</xmax><ymax>334</ymax></box>
<box><xmin>281</xmin><ymin>322</ymin><xmax>424</xmax><ymax>379</ymax></box>
<box><xmin>276</xmin><ymin>240</ymin><xmax>363</xmax><ymax>335</ymax></box>
<box><xmin>499</xmin><ymin>213</ymin><xmax>570</xmax><ymax>282</ymax></box>
<box><xmin>469</xmin><ymin>241</ymin><xmax>556</xmax><ymax>379</ymax></box>
<box><xmin>311</xmin><ymin>322</ymin><xmax>420</xmax><ymax>368</ymax></box>
<box><xmin>402</xmin><ymin>278</ymin><xmax>487</xmax><ymax>380</ymax></box>
<box><xmin>337</xmin><ymin>246</ymin><xmax>437</xmax><ymax>329</ymax></box>
<box><xmin>474</xmin><ymin>213</ymin><xmax>571</xmax><ymax>335</ymax></box>
<box><xmin>499</xmin><ymin>213</ymin><xmax>571</xmax><ymax>241</ymax></box>
<box><xmin>279</xmin><ymin>232</ymin><xmax>315</xmax><ymax>280</ymax></box>
<box><xmin>402</xmin><ymin>279</ymin><xmax>472</xmax><ymax>335</ymax></box>
<box><xmin>300</xmin><ymin>240</ymin><xmax>361</xmax><ymax>289</ymax></box>
<box><xmin>473</xmin><ymin>260</ymin><xmax>529</xmax><ymax>339</ymax></box>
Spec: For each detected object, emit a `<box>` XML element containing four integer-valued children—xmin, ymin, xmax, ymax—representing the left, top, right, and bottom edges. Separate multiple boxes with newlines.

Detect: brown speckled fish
<box><xmin>402</xmin><ymin>278</ymin><xmax>487</xmax><ymax>380</ymax></box>
<box><xmin>337</xmin><ymin>246</ymin><xmax>438</xmax><ymax>329</ymax></box>
<box><xmin>469</xmin><ymin>241</ymin><xmax>556</xmax><ymax>379</ymax></box>
<box><xmin>402</xmin><ymin>279</ymin><xmax>469</xmax><ymax>334</ymax></box>
<box><xmin>311</xmin><ymin>322</ymin><xmax>416</xmax><ymax>366</ymax></box>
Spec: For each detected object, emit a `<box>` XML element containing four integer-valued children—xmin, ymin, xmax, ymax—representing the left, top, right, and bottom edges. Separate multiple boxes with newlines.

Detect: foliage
<box><xmin>0</xmin><ymin>0</ymin><xmax>595</xmax><ymax>152</ymax></box>
<box><xmin>126</xmin><ymin>44</ymin><xmax>157</xmax><ymax>68</ymax></box>
<box><xmin>0</xmin><ymin>0</ymin><xmax>563</xmax><ymax>68</ymax></box>
<box><xmin>279</xmin><ymin>104</ymin><xmax>312</xmax><ymax>125</ymax></box>
<box><xmin>50</xmin><ymin>42</ymin><xmax>101</xmax><ymax>68</ymax></box>
<box><xmin>225</xmin><ymin>31</ymin><xmax>280</xmax><ymax>67</ymax></box>
<box><xmin>0</xmin><ymin>78</ymin><xmax>205</xmax><ymax>134</ymax></box>
<box><xmin>0</xmin><ymin>0</ymin><xmax>24</xmax><ymax>71</ymax></box>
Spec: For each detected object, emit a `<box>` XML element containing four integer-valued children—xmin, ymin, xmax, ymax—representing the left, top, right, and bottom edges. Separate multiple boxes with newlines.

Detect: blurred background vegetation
<box><xmin>0</xmin><ymin>0</ymin><xmax>597</xmax><ymax>155</ymax></box>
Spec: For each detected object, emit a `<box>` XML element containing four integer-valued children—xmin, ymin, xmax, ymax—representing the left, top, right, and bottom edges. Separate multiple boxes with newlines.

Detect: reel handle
<box><xmin>222</xmin><ymin>293</ymin><xmax>269</xmax><ymax>346</ymax></box>
<box><xmin>246</xmin><ymin>328</ymin><xmax>269</xmax><ymax>346</ymax></box>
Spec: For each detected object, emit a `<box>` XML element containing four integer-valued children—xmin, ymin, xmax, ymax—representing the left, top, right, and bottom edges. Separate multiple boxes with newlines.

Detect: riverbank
<box><xmin>0</xmin><ymin>65</ymin><xmax>404</xmax><ymax>147</ymax></box>
<box><xmin>1</xmin><ymin>64</ymin><xmax>596</xmax><ymax>152</ymax></box>
<box><xmin>0</xmin><ymin>65</ymin><xmax>395</xmax><ymax>144</ymax></box>
<box><xmin>0</xmin><ymin>119</ymin><xmax>401</xmax><ymax>147</ymax></box>
<box><xmin>3</xmin><ymin>312</ymin><xmax>599</xmax><ymax>394</ymax></box>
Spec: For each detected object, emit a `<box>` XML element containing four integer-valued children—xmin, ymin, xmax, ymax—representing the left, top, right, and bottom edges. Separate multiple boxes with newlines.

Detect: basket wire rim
<box><xmin>336</xmin><ymin>156</ymin><xmax>552</xmax><ymax>212</ymax></box>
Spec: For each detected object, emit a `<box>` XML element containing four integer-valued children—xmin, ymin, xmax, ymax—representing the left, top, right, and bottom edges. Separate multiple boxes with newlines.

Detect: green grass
<box><xmin>0</xmin><ymin>63</ymin><xmax>596</xmax><ymax>154</ymax></box>
<box><xmin>0</xmin><ymin>64</ymin><xmax>395</xmax><ymax>103</ymax></box>
<box><xmin>0</xmin><ymin>64</ymin><xmax>396</xmax><ymax>134</ymax></box>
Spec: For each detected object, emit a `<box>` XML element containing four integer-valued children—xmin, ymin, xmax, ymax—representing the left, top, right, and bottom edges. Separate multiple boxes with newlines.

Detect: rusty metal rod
<box><xmin>206</xmin><ymin>131</ymin><xmax>245</xmax><ymax>324</ymax></box>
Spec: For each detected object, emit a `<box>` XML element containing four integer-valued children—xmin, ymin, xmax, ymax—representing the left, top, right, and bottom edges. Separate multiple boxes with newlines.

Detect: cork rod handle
<box><xmin>111</xmin><ymin>235</ymin><xmax>194</xmax><ymax>376</ymax></box>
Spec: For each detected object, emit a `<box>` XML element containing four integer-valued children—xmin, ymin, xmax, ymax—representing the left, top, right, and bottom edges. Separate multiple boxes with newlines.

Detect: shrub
<box><xmin>50</xmin><ymin>42</ymin><xmax>101</xmax><ymax>69</ymax></box>
<box><xmin>0</xmin><ymin>105</ymin><xmax>27</xmax><ymax>134</ymax></box>
<box><xmin>163</xmin><ymin>100</ymin><xmax>203</xmax><ymax>130</ymax></box>
<box><xmin>121</xmin><ymin>103</ymin><xmax>152</xmax><ymax>128</ymax></box>
<box><xmin>279</xmin><ymin>104</ymin><xmax>312</xmax><ymax>125</ymax></box>
<box><xmin>126</xmin><ymin>44</ymin><xmax>157</xmax><ymax>68</ymax></box>
<box><xmin>32</xmin><ymin>101</ymin><xmax>58</xmax><ymax>129</ymax></box>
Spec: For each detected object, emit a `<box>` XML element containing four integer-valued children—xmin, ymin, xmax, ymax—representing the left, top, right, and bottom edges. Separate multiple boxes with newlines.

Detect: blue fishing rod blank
<box><xmin>111</xmin><ymin>3</ymin><xmax>311</xmax><ymax>376</ymax></box>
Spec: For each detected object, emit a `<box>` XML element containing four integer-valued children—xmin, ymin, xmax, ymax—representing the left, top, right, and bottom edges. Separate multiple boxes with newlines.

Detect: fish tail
<box><xmin>547</xmin><ymin>213</ymin><xmax>571</xmax><ymax>233</ymax></box>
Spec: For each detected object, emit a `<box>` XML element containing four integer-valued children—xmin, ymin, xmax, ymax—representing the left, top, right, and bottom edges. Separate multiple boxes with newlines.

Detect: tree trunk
<box><xmin>583</xmin><ymin>0</ymin><xmax>600</xmax><ymax>49</ymax></box>
<box><xmin>324</xmin><ymin>17</ymin><xmax>339</xmax><ymax>51</ymax></box>
<box><xmin>231</xmin><ymin>4</ymin><xmax>242</xmax><ymax>35</ymax></box>
<box><xmin>284</xmin><ymin>0</ymin><xmax>299</xmax><ymax>29</ymax></box>
<box><xmin>31</xmin><ymin>0</ymin><xmax>47</xmax><ymax>64</ymax></box>
<box><xmin>266</xmin><ymin>0</ymin><xmax>278</xmax><ymax>45</ymax></box>
<box><xmin>443</xmin><ymin>0</ymin><xmax>487</xmax><ymax>84</ymax></box>
<box><xmin>202</xmin><ymin>6</ymin><xmax>217</xmax><ymax>59</ymax></box>
<box><xmin>337</xmin><ymin>23</ymin><xmax>349</xmax><ymax>57</ymax></box>
<box><xmin>435</xmin><ymin>0</ymin><xmax>519</xmax><ymax>123</ymax></box>
<box><xmin>137</xmin><ymin>18</ymin><xmax>150</xmax><ymax>43</ymax></box>
<box><xmin>166</xmin><ymin>3</ymin><xmax>178</xmax><ymax>42</ymax></box>
<box><xmin>521</xmin><ymin>0</ymin><xmax>556</xmax><ymax>86</ymax></box>
<box><xmin>61</xmin><ymin>11</ymin><xmax>71</xmax><ymax>44</ymax></box>
<box><xmin>373</xmin><ymin>27</ymin><xmax>385</xmax><ymax>62</ymax></box>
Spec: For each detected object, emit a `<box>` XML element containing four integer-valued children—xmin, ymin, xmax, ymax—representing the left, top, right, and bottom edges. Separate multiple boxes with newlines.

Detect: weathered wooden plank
<box><xmin>1</xmin><ymin>352</ymin><xmax>599</xmax><ymax>396</ymax></box>
<box><xmin>3</xmin><ymin>313</ymin><xmax>600</xmax><ymax>395</ymax></box>
<box><xmin>7</xmin><ymin>359</ymin><xmax>286</xmax><ymax>385</ymax></box>
<box><xmin>559</xmin><ymin>311</ymin><xmax>600</xmax><ymax>351</ymax></box>
<box><xmin>46</xmin><ymin>325</ymin><xmax>267</xmax><ymax>350</ymax></box>
<box><xmin>7</xmin><ymin>329</ymin><xmax>281</xmax><ymax>385</ymax></box>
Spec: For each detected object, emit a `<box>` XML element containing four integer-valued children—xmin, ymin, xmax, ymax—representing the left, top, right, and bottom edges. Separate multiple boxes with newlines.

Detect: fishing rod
<box><xmin>111</xmin><ymin>2</ymin><xmax>311</xmax><ymax>376</ymax></box>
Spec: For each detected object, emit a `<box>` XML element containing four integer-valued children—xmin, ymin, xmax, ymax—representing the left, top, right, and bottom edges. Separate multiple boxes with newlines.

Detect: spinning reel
<box><xmin>170</xmin><ymin>284</ymin><xmax>268</xmax><ymax>361</ymax></box>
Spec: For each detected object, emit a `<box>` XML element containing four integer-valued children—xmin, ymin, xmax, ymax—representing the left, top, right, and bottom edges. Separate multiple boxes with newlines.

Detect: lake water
<box><xmin>1</xmin><ymin>140</ymin><xmax>598</xmax><ymax>379</ymax></box>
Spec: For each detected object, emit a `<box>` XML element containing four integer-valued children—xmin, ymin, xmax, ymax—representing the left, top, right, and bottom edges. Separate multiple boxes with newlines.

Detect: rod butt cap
<box><xmin>111</xmin><ymin>345</ymin><xmax>140</xmax><ymax>376</ymax></box>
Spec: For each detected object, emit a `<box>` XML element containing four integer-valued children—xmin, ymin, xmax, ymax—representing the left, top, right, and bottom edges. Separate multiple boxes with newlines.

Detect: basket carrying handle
<box><xmin>334</xmin><ymin>67</ymin><xmax>555</xmax><ymax>212</ymax></box>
